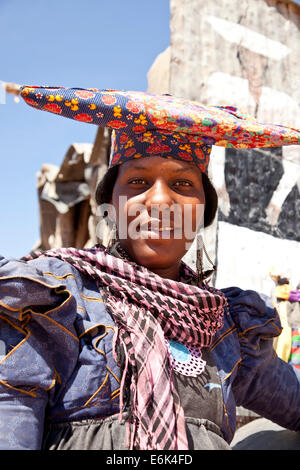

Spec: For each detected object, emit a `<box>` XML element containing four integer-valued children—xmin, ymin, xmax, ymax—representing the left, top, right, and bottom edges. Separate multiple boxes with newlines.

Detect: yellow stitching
<box><xmin>211</xmin><ymin>325</ymin><xmax>236</xmax><ymax>345</ymax></box>
<box><xmin>0</xmin><ymin>314</ymin><xmax>27</xmax><ymax>335</ymax></box>
<box><xmin>28</xmin><ymin>312</ymin><xmax>79</xmax><ymax>342</ymax></box>
<box><xmin>41</xmin><ymin>366</ymin><xmax>63</xmax><ymax>391</ymax></box>
<box><xmin>81</xmin><ymin>293</ymin><xmax>103</xmax><ymax>303</ymax></box>
<box><xmin>94</xmin><ymin>348</ymin><xmax>105</xmax><ymax>356</ymax></box>
<box><xmin>0</xmin><ymin>379</ymin><xmax>36</xmax><ymax>398</ymax></box>
<box><xmin>0</xmin><ymin>316</ymin><xmax>59</xmax><ymax>392</ymax></box>
<box><xmin>42</xmin><ymin>272</ymin><xmax>76</xmax><ymax>281</ymax></box>
<box><xmin>210</xmin><ymin>326</ymin><xmax>237</xmax><ymax>351</ymax></box>
<box><xmin>83</xmin><ymin>372</ymin><xmax>109</xmax><ymax>407</ymax></box>
<box><xmin>0</xmin><ymin>335</ymin><xmax>30</xmax><ymax>365</ymax></box>
<box><xmin>221</xmin><ymin>359</ymin><xmax>242</xmax><ymax>383</ymax></box>
<box><xmin>110</xmin><ymin>389</ymin><xmax>120</xmax><ymax>401</ymax></box>
<box><xmin>0</xmin><ymin>275</ymin><xmax>63</xmax><ymax>290</ymax></box>
<box><xmin>77</xmin><ymin>306</ymin><xmax>87</xmax><ymax>316</ymax></box>
<box><xmin>238</xmin><ymin>318</ymin><xmax>280</xmax><ymax>337</ymax></box>
<box><xmin>20</xmin><ymin>288</ymin><xmax>73</xmax><ymax>319</ymax></box>
<box><xmin>271</xmin><ymin>321</ymin><xmax>282</xmax><ymax>335</ymax></box>
<box><xmin>93</xmin><ymin>326</ymin><xmax>115</xmax><ymax>354</ymax></box>
<box><xmin>43</xmin><ymin>375</ymin><xmax>56</xmax><ymax>391</ymax></box>
<box><xmin>53</xmin><ymin>366</ymin><xmax>62</xmax><ymax>385</ymax></box>
<box><xmin>20</xmin><ymin>312</ymin><xmax>31</xmax><ymax>326</ymax></box>
<box><xmin>0</xmin><ymin>275</ymin><xmax>68</xmax><ymax>315</ymax></box>
<box><xmin>0</xmin><ymin>316</ymin><xmax>30</xmax><ymax>366</ymax></box>
<box><xmin>95</xmin><ymin>326</ymin><xmax>107</xmax><ymax>343</ymax></box>
<box><xmin>78</xmin><ymin>323</ymin><xmax>106</xmax><ymax>339</ymax></box>
<box><xmin>106</xmin><ymin>365</ymin><xmax>120</xmax><ymax>384</ymax></box>
<box><xmin>45</xmin><ymin>287</ymin><xmax>72</xmax><ymax>316</ymax></box>
<box><xmin>0</xmin><ymin>300</ymin><xmax>21</xmax><ymax>312</ymax></box>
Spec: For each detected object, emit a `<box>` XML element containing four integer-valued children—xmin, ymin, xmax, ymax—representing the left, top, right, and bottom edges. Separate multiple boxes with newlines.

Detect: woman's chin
<box><xmin>122</xmin><ymin>237</ymin><xmax>188</xmax><ymax>269</ymax></box>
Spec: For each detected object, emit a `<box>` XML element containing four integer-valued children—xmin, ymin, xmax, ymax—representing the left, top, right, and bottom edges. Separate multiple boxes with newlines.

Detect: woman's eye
<box><xmin>128</xmin><ymin>178</ymin><xmax>147</xmax><ymax>185</ymax></box>
<box><xmin>174</xmin><ymin>180</ymin><xmax>192</xmax><ymax>187</ymax></box>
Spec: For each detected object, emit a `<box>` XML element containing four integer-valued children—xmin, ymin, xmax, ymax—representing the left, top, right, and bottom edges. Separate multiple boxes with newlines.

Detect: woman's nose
<box><xmin>145</xmin><ymin>179</ymin><xmax>174</xmax><ymax>210</ymax></box>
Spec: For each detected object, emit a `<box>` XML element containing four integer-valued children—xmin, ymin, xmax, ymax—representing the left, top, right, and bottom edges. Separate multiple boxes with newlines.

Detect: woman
<box><xmin>0</xmin><ymin>86</ymin><xmax>300</xmax><ymax>450</ymax></box>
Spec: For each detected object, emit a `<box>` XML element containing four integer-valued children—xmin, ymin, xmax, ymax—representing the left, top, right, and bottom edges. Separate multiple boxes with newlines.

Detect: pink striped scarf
<box><xmin>23</xmin><ymin>244</ymin><xmax>227</xmax><ymax>450</ymax></box>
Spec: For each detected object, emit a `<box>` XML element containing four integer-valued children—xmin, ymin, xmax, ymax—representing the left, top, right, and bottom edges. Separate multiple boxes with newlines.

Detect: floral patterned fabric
<box><xmin>20</xmin><ymin>86</ymin><xmax>300</xmax><ymax>173</ymax></box>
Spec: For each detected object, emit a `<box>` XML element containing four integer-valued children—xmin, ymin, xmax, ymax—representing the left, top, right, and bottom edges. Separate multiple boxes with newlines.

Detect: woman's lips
<box><xmin>139</xmin><ymin>222</ymin><xmax>182</xmax><ymax>238</ymax></box>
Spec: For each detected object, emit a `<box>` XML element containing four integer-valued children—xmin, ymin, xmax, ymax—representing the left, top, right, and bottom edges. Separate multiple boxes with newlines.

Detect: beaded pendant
<box><xmin>166</xmin><ymin>340</ymin><xmax>206</xmax><ymax>377</ymax></box>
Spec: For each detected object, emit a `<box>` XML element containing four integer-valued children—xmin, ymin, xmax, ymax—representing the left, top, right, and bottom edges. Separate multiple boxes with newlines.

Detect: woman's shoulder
<box><xmin>0</xmin><ymin>253</ymin><xmax>92</xmax><ymax>299</ymax></box>
<box><xmin>0</xmin><ymin>253</ymin><xmax>97</xmax><ymax>323</ymax></box>
<box><xmin>210</xmin><ymin>286</ymin><xmax>282</xmax><ymax>389</ymax></box>
<box><xmin>0</xmin><ymin>253</ymin><xmax>80</xmax><ymax>278</ymax></box>
<box><xmin>219</xmin><ymin>286</ymin><xmax>281</xmax><ymax>337</ymax></box>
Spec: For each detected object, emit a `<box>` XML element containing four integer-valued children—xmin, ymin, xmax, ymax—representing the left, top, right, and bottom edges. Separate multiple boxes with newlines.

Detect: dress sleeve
<box><xmin>0</xmin><ymin>256</ymin><xmax>80</xmax><ymax>449</ymax></box>
<box><xmin>223</xmin><ymin>286</ymin><xmax>300</xmax><ymax>431</ymax></box>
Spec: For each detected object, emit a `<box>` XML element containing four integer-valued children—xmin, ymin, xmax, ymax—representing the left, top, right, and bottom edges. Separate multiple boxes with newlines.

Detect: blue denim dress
<box><xmin>0</xmin><ymin>255</ymin><xmax>299</xmax><ymax>449</ymax></box>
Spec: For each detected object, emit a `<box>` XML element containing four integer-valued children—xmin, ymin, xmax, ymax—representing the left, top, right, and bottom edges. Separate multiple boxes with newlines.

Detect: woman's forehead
<box><xmin>118</xmin><ymin>156</ymin><xmax>200</xmax><ymax>174</ymax></box>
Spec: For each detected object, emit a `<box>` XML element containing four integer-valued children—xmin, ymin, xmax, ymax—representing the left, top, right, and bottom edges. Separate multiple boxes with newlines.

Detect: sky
<box><xmin>0</xmin><ymin>0</ymin><xmax>170</xmax><ymax>258</ymax></box>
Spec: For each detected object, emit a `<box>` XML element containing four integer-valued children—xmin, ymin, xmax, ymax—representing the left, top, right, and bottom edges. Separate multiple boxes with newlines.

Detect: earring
<box><xmin>196</xmin><ymin>235</ymin><xmax>204</xmax><ymax>284</ymax></box>
<box><xmin>196</xmin><ymin>234</ymin><xmax>216</xmax><ymax>284</ymax></box>
<box><xmin>107</xmin><ymin>223</ymin><xmax>118</xmax><ymax>248</ymax></box>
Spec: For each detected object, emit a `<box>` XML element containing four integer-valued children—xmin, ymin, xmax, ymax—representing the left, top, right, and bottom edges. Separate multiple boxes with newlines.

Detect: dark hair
<box><xmin>95</xmin><ymin>164</ymin><xmax>218</xmax><ymax>228</ymax></box>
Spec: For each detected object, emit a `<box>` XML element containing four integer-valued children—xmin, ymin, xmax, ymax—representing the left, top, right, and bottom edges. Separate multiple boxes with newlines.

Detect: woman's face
<box><xmin>111</xmin><ymin>156</ymin><xmax>205</xmax><ymax>279</ymax></box>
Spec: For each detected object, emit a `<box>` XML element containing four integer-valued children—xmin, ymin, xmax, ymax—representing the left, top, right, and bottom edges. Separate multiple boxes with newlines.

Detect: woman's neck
<box><xmin>112</xmin><ymin>242</ymin><xmax>181</xmax><ymax>281</ymax></box>
<box><xmin>147</xmin><ymin>264</ymin><xmax>180</xmax><ymax>281</ymax></box>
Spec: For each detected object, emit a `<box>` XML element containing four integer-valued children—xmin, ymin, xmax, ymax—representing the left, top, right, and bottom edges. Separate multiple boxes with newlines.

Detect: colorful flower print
<box><xmin>137</xmin><ymin>132</ymin><xmax>155</xmax><ymax>144</ymax></box>
<box><xmin>179</xmin><ymin>144</ymin><xmax>192</xmax><ymax>153</ymax></box>
<box><xmin>124</xmin><ymin>148</ymin><xmax>136</xmax><ymax>158</ymax></box>
<box><xmin>20</xmin><ymin>87</ymin><xmax>35</xmax><ymax>97</ymax></box>
<box><xmin>146</xmin><ymin>143</ymin><xmax>171</xmax><ymax>154</ymax></box>
<box><xmin>102</xmin><ymin>95</ymin><xmax>117</xmax><ymax>106</ymax></box>
<box><xmin>134</xmin><ymin>114</ymin><xmax>148</xmax><ymax>125</ymax></box>
<box><xmin>46</xmin><ymin>94</ymin><xmax>63</xmax><ymax>102</ymax></box>
<box><xmin>23</xmin><ymin>97</ymin><xmax>39</xmax><ymax>107</ymax></box>
<box><xmin>111</xmin><ymin>152</ymin><xmax>122</xmax><ymax>165</ymax></box>
<box><xmin>197</xmin><ymin>162</ymin><xmax>207</xmax><ymax>173</ymax></box>
<box><xmin>107</xmin><ymin>120</ymin><xmax>128</xmax><ymax>129</ymax></box>
<box><xmin>20</xmin><ymin>85</ymin><xmax>300</xmax><ymax>175</ymax></box>
<box><xmin>194</xmin><ymin>147</ymin><xmax>206</xmax><ymax>159</ymax></box>
<box><xmin>65</xmin><ymin>99</ymin><xmax>79</xmax><ymax>111</ymax></box>
<box><xmin>120</xmin><ymin>133</ymin><xmax>129</xmax><ymax>144</ymax></box>
<box><xmin>132</xmin><ymin>125</ymin><xmax>146</xmax><ymax>134</ymax></box>
<box><xmin>43</xmin><ymin>103</ymin><xmax>62</xmax><ymax>114</ymax></box>
<box><xmin>124</xmin><ymin>138</ymin><xmax>134</xmax><ymax>148</ymax></box>
<box><xmin>113</xmin><ymin>105</ymin><xmax>122</xmax><ymax>118</ymax></box>
<box><xmin>126</xmin><ymin>100</ymin><xmax>144</xmax><ymax>113</ymax></box>
<box><xmin>75</xmin><ymin>90</ymin><xmax>96</xmax><ymax>99</ymax></box>
<box><xmin>178</xmin><ymin>151</ymin><xmax>193</xmax><ymax>161</ymax></box>
<box><xmin>74</xmin><ymin>113</ymin><xmax>93</xmax><ymax>122</ymax></box>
